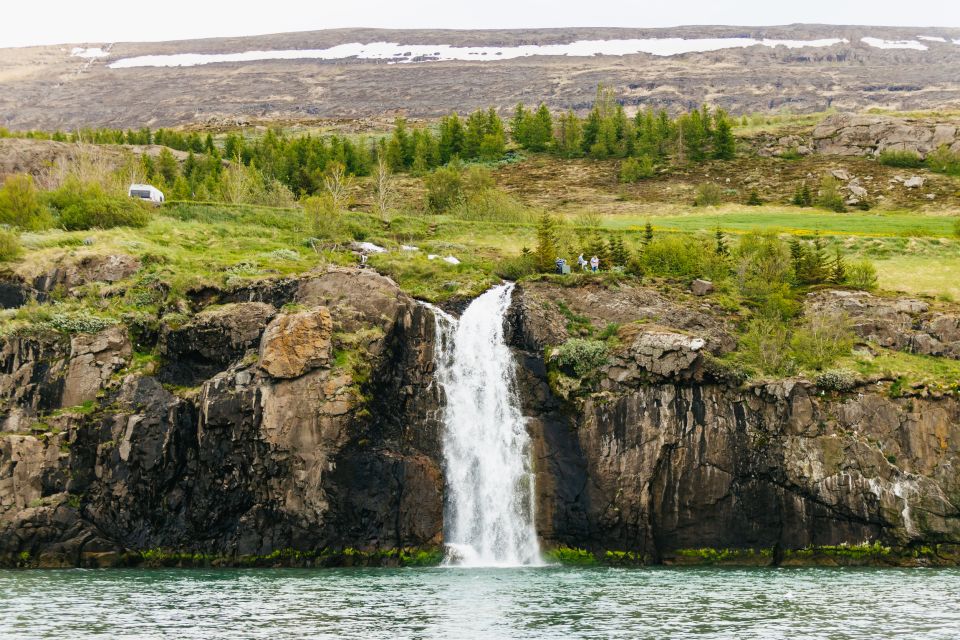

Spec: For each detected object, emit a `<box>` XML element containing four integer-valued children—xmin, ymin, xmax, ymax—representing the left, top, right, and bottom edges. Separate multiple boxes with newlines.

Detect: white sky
<box><xmin>2</xmin><ymin>0</ymin><xmax>959</xmax><ymax>48</ymax></box>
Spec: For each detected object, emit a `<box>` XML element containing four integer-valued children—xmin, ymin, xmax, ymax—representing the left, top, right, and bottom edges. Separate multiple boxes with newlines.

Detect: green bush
<box><xmin>693</xmin><ymin>183</ymin><xmax>723</xmax><ymax>207</ymax></box>
<box><xmin>877</xmin><ymin>149</ymin><xmax>923</xmax><ymax>168</ymax></box>
<box><xmin>619</xmin><ymin>156</ymin><xmax>654</xmax><ymax>182</ymax></box>
<box><xmin>816</xmin><ymin>175</ymin><xmax>846</xmax><ymax>213</ymax></box>
<box><xmin>925</xmin><ymin>145</ymin><xmax>960</xmax><ymax>176</ymax></box>
<box><xmin>738</xmin><ymin>317</ymin><xmax>794</xmax><ymax>376</ymax></box>
<box><xmin>47</xmin><ymin>179</ymin><xmax>149</xmax><ymax>230</ymax></box>
<box><xmin>641</xmin><ymin>235</ymin><xmax>725</xmax><ymax>280</ymax></box>
<box><xmin>815</xmin><ymin>369</ymin><xmax>857</xmax><ymax>392</ymax></box>
<box><xmin>846</xmin><ymin>260</ymin><xmax>878</xmax><ymax>290</ymax></box>
<box><xmin>0</xmin><ymin>174</ymin><xmax>52</xmax><ymax>230</ymax></box>
<box><xmin>496</xmin><ymin>252</ymin><xmax>539</xmax><ymax>280</ymax></box>
<box><xmin>0</xmin><ymin>229</ymin><xmax>21</xmax><ymax>262</ymax></box>
<box><xmin>791</xmin><ymin>312</ymin><xmax>853</xmax><ymax>371</ymax></box>
<box><xmin>424</xmin><ymin>165</ymin><xmax>464</xmax><ymax>213</ymax></box>
<box><xmin>553</xmin><ymin>338</ymin><xmax>608</xmax><ymax>378</ymax></box>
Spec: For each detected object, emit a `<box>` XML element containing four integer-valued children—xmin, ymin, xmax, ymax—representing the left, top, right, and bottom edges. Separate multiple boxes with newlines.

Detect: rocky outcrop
<box><xmin>812</xmin><ymin>113</ymin><xmax>960</xmax><ymax>158</ymax></box>
<box><xmin>61</xmin><ymin>327</ymin><xmax>132</xmax><ymax>407</ymax></box>
<box><xmin>806</xmin><ymin>290</ymin><xmax>960</xmax><ymax>358</ymax></box>
<box><xmin>0</xmin><ymin>253</ymin><xmax>141</xmax><ymax>309</ymax></box>
<box><xmin>510</xmin><ymin>282</ymin><xmax>960</xmax><ymax>562</ymax></box>
<box><xmin>0</xmin><ymin>268</ymin><xmax>444</xmax><ymax>567</ymax></box>
<box><xmin>159</xmin><ymin>302</ymin><xmax>276</xmax><ymax>385</ymax></box>
<box><xmin>258</xmin><ymin>307</ymin><xmax>333</xmax><ymax>379</ymax></box>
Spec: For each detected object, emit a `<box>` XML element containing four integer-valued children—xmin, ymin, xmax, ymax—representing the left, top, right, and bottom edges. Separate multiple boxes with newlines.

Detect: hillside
<box><xmin>3</xmin><ymin>25</ymin><xmax>960</xmax><ymax>129</ymax></box>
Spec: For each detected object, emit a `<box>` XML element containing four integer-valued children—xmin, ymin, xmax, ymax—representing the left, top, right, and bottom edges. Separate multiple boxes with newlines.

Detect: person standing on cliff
<box><xmin>590</xmin><ymin>255</ymin><xmax>599</xmax><ymax>272</ymax></box>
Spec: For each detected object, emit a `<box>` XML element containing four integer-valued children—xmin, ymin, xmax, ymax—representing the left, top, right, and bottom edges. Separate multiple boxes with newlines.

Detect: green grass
<box><xmin>602</xmin><ymin>207</ymin><xmax>960</xmax><ymax>238</ymax></box>
<box><xmin>840</xmin><ymin>348</ymin><xmax>960</xmax><ymax>391</ymax></box>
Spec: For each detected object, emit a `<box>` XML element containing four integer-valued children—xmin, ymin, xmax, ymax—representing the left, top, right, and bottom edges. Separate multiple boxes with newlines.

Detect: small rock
<box><xmin>847</xmin><ymin>183</ymin><xmax>868</xmax><ymax>198</ymax></box>
<box><xmin>691</xmin><ymin>279</ymin><xmax>714</xmax><ymax>296</ymax></box>
<box><xmin>926</xmin><ymin>194</ymin><xmax>936</xmax><ymax>200</ymax></box>
<box><xmin>831</xmin><ymin>169</ymin><xmax>851</xmax><ymax>181</ymax></box>
<box><xmin>904</xmin><ymin>176</ymin><xmax>925</xmax><ymax>188</ymax></box>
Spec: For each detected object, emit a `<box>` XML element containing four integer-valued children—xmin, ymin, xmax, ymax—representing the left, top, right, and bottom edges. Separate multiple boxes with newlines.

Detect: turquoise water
<box><xmin>2</xmin><ymin>566</ymin><xmax>959</xmax><ymax>639</ymax></box>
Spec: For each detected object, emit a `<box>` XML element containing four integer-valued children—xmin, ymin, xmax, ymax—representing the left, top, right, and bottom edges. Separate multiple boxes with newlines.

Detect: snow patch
<box><xmin>861</xmin><ymin>37</ymin><xmax>928</xmax><ymax>51</ymax></box>
<box><xmin>917</xmin><ymin>35</ymin><xmax>947</xmax><ymax>43</ymax></box>
<box><xmin>108</xmin><ymin>38</ymin><xmax>848</xmax><ymax>69</ymax></box>
<box><xmin>401</xmin><ymin>245</ymin><xmax>419</xmax><ymax>251</ymax></box>
<box><xmin>351</xmin><ymin>241</ymin><xmax>386</xmax><ymax>253</ymax></box>
<box><xmin>71</xmin><ymin>47</ymin><xmax>108</xmax><ymax>58</ymax></box>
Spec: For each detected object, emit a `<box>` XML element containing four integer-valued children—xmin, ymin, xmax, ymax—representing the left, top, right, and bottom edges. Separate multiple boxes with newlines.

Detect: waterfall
<box><xmin>431</xmin><ymin>283</ymin><xmax>542</xmax><ymax>567</ymax></box>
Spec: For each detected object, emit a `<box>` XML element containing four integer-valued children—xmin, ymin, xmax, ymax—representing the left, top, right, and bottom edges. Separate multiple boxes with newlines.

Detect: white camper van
<box><xmin>128</xmin><ymin>183</ymin><xmax>164</xmax><ymax>204</ymax></box>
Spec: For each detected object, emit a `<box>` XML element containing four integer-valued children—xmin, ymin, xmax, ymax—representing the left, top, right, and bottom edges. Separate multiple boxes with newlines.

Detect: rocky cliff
<box><xmin>2</xmin><ymin>270</ymin><xmax>960</xmax><ymax>567</ymax></box>
<box><xmin>1</xmin><ymin>268</ymin><xmax>444</xmax><ymax>567</ymax></box>
<box><xmin>509</xmin><ymin>281</ymin><xmax>960</xmax><ymax>565</ymax></box>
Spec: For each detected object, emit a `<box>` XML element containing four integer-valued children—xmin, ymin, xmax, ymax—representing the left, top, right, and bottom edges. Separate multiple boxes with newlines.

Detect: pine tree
<box><xmin>643</xmin><ymin>221</ymin><xmax>654</xmax><ymax>245</ymax></box>
<box><xmin>830</xmin><ymin>249</ymin><xmax>847</xmax><ymax>284</ymax></box>
<box><xmin>157</xmin><ymin>147</ymin><xmax>179</xmax><ymax>185</ymax></box>
<box><xmin>510</xmin><ymin>103</ymin><xmax>528</xmax><ymax>144</ymax></box>
<box><xmin>529</xmin><ymin>104</ymin><xmax>553</xmax><ymax>152</ymax></box>
<box><xmin>714</xmin><ymin>228</ymin><xmax>729</xmax><ymax>256</ymax></box>
<box><xmin>555</xmin><ymin>111</ymin><xmax>583</xmax><ymax>158</ymax></box>
<box><xmin>534</xmin><ymin>212</ymin><xmax>559</xmax><ymax>272</ymax></box>
<box><xmin>438</xmin><ymin>113</ymin><xmax>465</xmax><ymax>163</ymax></box>
<box><xmin>789</xmin><ymin>238</ymin><xmax>805</xmax><ymax>282</ymax></box>
<box><xmin>712</xmin><ymin>109</ymin><xmax>736</xmax><ymax>160</ymax></box>
<box><xmin>747</xmin><ymin>189</ymin><xmax>762</xmax><ymax>206</ymax></box>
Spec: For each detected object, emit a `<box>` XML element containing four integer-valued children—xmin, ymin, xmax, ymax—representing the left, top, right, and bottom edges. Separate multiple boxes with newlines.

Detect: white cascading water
<box><xmin>431</xmin><ymin>283</ymin><xmax>542</xmax><ymax>567</ymax></box>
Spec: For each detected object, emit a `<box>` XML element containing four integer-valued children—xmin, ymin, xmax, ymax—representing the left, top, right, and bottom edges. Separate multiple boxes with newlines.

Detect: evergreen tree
<box><xmin>715</xmin><ymin>228</ymin><xmax>729</xmax><ymax>256</ymax></box>
<box><xmin>534</xmin><ymin>211</ymin><xmax>559</xmax><ymax>272</ymax></box>
<box><xmin>555</xmin><ymin>111</ymin><xmax>583</xmax><ymax>158</ymax></box>
<box><xmin>643</xmin><ymin>221</ymin><xmax>654</xmax><ymax>245</ymax></box>
<box><xmin>439</xmin><ymin>113</ymin><xmax>465</xmax><ymax>163</ymax></box>
<box><xmin>510</xmin><ymin>103</ymin><xmax>528</xmax><ymax>144</ymax></box>
<box><xmin>712</xmin><ymin>109</ymin><xmax>736</xmax><ymax>160</ymax></box>
<box><xmin>157</xmin><ymin>148</ymin><xmax>179</xmax><ymax>185</ymax></box>
<box><xmin>527</xmin><ymin>104</ymin><xmax>553</xmax><ymax>152</ymax></box>
<box><xmin>830</xmin><ymin>249</ymin><xmax>847</xmax><ymax>284</ymax></box>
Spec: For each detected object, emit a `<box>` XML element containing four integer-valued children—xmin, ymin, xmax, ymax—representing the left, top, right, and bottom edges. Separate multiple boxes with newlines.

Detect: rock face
<box><xmin>806</xmin><ymin>290</ymin><xmax>960</xmax><ymax>358</ymax></box>
<box><xmin>510</xmin><ymin>282</ymin><xmax>960</xmax><ymax>561</ymax></box>
<box><xmin>812</xmin><ymin>113</ymin><xmax>960</xmax><ymax>158</ymax></box>
<box><xmin>2</xmin><ymin>272</ymin><xmax>960</xmax><ymax>567</ymax></box>
<box><xmin>0</xmin><ymin>269</ymin><xmax>444</xmax><ymax>567</ymax></box>
<box><xmin>258</xmin><ymin>307</ymin><xmax>333</xmax><ymax>379</ymax></box>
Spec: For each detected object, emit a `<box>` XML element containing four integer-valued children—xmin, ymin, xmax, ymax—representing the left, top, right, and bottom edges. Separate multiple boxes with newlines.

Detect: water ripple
<box><xmin>2</xmin><ymin>566</ymin><xmax>959</xmax><ymax>639</ymax></box>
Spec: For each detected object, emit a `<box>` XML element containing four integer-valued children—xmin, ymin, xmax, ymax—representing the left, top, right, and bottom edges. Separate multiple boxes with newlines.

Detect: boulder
<box><xmin>630</xmin><ymin>329</ymin><xmax>706</xmax><ymax>378</ymax></box>
<box><xmin>904</xmin><ymin>176</ymin><xmax>925</xmax><ymax>188</ymax></box>
<box><xmin>259</xmin><ymin>307</ymin><xmax>333</xmax><ymax>379</ymax></box>
<box><xmin>691</xmin><ymin>279</ymin><xmax>714</xmax><ymax>296</ymax></box>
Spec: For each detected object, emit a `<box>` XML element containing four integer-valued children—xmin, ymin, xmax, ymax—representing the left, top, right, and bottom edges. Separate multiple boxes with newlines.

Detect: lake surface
<box><xmin>2</xmin><ymin>566</ymin><xmax>959</xmax><ymax>639</ymax></box>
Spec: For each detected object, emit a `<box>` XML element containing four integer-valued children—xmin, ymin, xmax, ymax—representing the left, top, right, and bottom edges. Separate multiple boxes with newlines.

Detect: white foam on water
<box><xmin>431</xmin><ymin>284</ymin><xmax>542</xmax><ymax>568</ymax></box>
<box><xmin>107</xmin><ymin>37</ymin><xmax>848</xmax><ymax>68</ymax></box>
<box><xmin>861</xmin><ymin>37</ymin><xmax>928</xmax><ymax>51</ymax></box>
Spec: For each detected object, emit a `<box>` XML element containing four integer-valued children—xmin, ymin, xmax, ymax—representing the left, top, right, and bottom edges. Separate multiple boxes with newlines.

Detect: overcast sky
<box><xmin>3</xmin><ymin>0</ymin><xmax>959</xmax><ymax>48</ymax></box>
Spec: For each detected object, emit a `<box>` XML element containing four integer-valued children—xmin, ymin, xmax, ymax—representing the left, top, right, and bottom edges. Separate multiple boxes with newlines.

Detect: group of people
<box><xmin>556</xmin><ymin>254</ymin><xmax>601</xmax><ymax>274</ymax></box>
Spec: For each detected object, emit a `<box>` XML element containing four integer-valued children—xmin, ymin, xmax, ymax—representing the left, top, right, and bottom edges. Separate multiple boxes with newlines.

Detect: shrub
<box><xmin>641</xmin><ymin>235</ymin><xmax>724</xmax><ymax>280</ymax></box>
<box><xmin>47</xmin><ymin>179</ymin><xmax>149</xmax><ymax>230</ymax></box>
<box><xmin>455</xmin><ymin>189</ymin><xmax>532</xmax><ymax>223</ymax></box>
<box><xmin>619</xmin><ymin>156</ymin><xmax>654</xmax><ymax>183</ymax></box>
<box><xmin>0</xmin><ymin>174</ymin><xmax>52</xmax><ymax>230</ymax></box>
<box><xmin>302</xmin><ymin>193</ymin><xmax>340</xmax><ymax>238</ymax></box>
<box><xmin>792</xmin><ymin>182</ymin><xmax>813</xmax><ymax>207</ymax></box>
<box><xmin>746</xmin><ymin>189</ymin><xmax>762</xmax><ymax>206</ymax></box>
<box><xmin>553</xmin><ymin>338</ymin><xmax>608</xmax><ymax>378</ymax></box>
<box><xmin>816</xmin><ymin>369</ymin><xmax>857</xmax><ymax>392</ymax></box>
<box><xmin>693</xmin><ymin>183</ymin><xmax>723</xmax><ymax>207</ymax></box>
<box><xmin>424</xmin><ymin>165</ymin><xmax>464</xmax><ymax>213</ymax></box>
<box><xmin>925</xmin><ymin>145</ymin><xmax>960</xmax><ymax>176</ymax></box>
<box><xmin>738</xmin><ymin>317</ymin><xmax>794</xmax><ymax>376</ymax></box>
<box><xmin>496</xmin><ymin>252</ymin><xmax>539</xmax><ymax>280</ymax></box>
<box><xmin>877</xmin><ymin>149</ymin><xmax>923</xmax><ymax>168</ymax></box>
<box><xmin>846</xmin><ymin>260</ymin><xmax>879</xmax><ymax>290</ymax></box>
<box><xmin>791</xmin><ymin>312</ymin><xmax>853</xmax><ymax>371</ymax></box>
<box><xmin>0</xmin><ymin>229</ymin><xmax>21</xmax><ymax>262</ymax></box>
<box><xmin>816</xmin><ymin>175</ymin><xmax>846</xmax><ymax>213</ymax></box>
